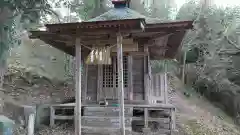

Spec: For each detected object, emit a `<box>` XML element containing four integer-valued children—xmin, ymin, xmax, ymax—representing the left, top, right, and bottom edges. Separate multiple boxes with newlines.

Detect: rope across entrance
<box><xmin>85</xmin><ymin>45</ymin><xmax>116</xmax><ymax>65</ymax></box>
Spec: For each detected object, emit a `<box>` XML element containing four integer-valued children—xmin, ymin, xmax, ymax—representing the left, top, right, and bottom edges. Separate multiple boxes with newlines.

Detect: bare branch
<box><xmin>225</xmin><ymin>36</ymin><xmax>240</xmax><ymax>50</ymax></box>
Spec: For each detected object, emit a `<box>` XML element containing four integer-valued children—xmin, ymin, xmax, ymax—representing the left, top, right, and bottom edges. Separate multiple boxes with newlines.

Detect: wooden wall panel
<box><xmin>132</xmin><ymin>56</ymin><xmax>144</xmax><ymax>100</ymax></box>
<box><xmin>86</xmin><ymin>65</ymin><xmax>98</xmax><ymax>101</ymax></box>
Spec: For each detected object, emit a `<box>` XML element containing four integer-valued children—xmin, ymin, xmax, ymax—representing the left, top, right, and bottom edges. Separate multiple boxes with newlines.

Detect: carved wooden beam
<box><xmin>46</xmin><ymin>18</ymin><xmax>144</xmax><ymax>33</ymax></box>
<box><xmin>82</xmin><ymin>38</ymin><xmax>134</xmax><ymax>45</ymax></box>
<box><xmin>111</xmin><ymin>51</ymin><xmax>148</xmax><ymax>56</ymax></box>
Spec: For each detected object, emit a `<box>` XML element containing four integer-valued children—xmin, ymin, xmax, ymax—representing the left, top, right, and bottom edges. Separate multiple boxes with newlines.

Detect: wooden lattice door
<box><xmin>99</xmin><ymin>56</ymin><xmax>129</xmax><ymax>100</ymax></box>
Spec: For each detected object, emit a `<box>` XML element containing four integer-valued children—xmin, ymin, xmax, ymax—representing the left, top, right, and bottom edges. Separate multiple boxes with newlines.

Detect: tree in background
<box><xmin>0</xmin><ymin>0</ymin><xmax>58</xmax><ymax>88</ymax></box>
<box><xmin>175</xmin><ymin>0</ymin><xmax>240</xmax><ymax>119</ymax></box>
<box><xmin>49</xmin><ymin>0</ymin><xmax>112</xmax><ymax>80</ymax></box>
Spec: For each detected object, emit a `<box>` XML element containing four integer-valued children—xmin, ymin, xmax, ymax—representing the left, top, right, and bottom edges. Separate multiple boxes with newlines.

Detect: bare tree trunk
<box><xmin>0</xmin><ymin>7</ymin><xmax>13</xmax><ymax>89</ymax></box>
<box><xmin>182</xmin><ymin>51</ymin><xmax>187</xmax><ymax>84</ymax></box>
<box><xmin>0</xmin><ymin>68</ymin><xmax>4</xmax><ymax>88</ymax></box>
<box><xmin>0</xmin><ymin>63</ymin><xmax>7</xmax><ymax>88</ymax></box>
<box><xmin>0</xmin><ymin>65</ymin><xmax>6</xmax><ymax>113</ymax></box>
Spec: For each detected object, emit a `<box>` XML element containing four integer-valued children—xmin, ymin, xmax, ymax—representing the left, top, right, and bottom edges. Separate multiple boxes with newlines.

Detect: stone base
<box><xmin>3</xmin><ymin>101</ymin><xmax>36</xmax><ymax>127</ymax></box>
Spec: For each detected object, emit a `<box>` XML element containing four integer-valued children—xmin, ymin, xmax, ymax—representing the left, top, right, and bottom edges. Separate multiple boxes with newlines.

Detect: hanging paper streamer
<box><xmin>85</xmin><ymin>46</ymin><xmax>112</xmax><ymax>65</ymax></box>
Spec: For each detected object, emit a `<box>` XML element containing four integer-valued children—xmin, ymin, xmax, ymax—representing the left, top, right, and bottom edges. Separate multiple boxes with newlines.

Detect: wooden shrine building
<box><xmin>29</xmin><ymin>0</ymin><xmax>193</xmax><ymax>135</ymax></box>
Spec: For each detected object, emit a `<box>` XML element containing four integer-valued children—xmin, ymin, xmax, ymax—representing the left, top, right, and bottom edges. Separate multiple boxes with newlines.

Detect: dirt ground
<box><xmin>1</xmin><ymin>69</ymin><xmax>240</xmax><ymax>135</ymax></box>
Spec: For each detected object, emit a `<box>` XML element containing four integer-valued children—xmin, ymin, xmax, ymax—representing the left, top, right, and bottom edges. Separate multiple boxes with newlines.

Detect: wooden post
<box><xmin>27</xmin><ymin>113</ymin><xmax>35</xmax><ymax>135</ymax></box>
<box><xmin>147</xmin><ymin>54</ymin><xmax>152</xmax><ymax>99</ymax></box>
<box><xmin>0</xmin><ymin>66</ymin><xmax>6</xmax><ymax>89</ymax></box>
<box><xmin>160</xmin><ymin>73</ymin><xmax>164</xmax><ymax>102</ymax></box>
<box><xmin>164</xmin><ymin>60</ymin><xmax>168</xmax><ymax>104</ymax></box>
<box><xmin>50</xmin><ymin>106</ymin><xmax>55</xmax><ymax>127</ymax></box>
<box><xmin>97</xmin><ymin>65</ymin><xmax>103</xmax><ymax>101</ymax></box>
<box><xmin>75</xmin><ymin>38</ymin><xmax>82</xmax><ymax>135</ymax></box>
<box><xmin>84</xmin><ymin>64</ymin><xmax>88</xmax><ymax>103</ymax></box>
<box><xmin>182</xmin><ymin>50</ymin><xmax>187</xmax><ymax>84</ymax></box>
<box><xmin>128</xmin><ymin>55</ymin><xmax>133</xmax><ymax>101</ymax></box>
<box><xmin>117</xmin><ymin>33</ymin><xmax>125</xmax><ymax>135</ymax></box>
<box><xmin>143</xmin><ymin>108</ymin><xmax>150</xmax><ymax>135</ymax></box>
<box><xmin>144</xmin><ymin>46</ymin><xmax>149</xmax><ymax>104</ymax></box>
<box><xmin>144</xmin><ymin>75</ymin><xmax>149</xmax><ymax>104</ymax></box>
<box><xmin>170</xmin><ymin>108</ymin><xmax>176</xmax><ymax>130</ymax></box>
<box><xmin>144</xmin><ymin>108</ymin><xmax>149</xmax><ymax>128</ymax></box>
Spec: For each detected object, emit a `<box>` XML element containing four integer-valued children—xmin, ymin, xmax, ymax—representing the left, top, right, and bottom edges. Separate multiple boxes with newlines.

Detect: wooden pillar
<box><xmin>83</xmin><ymin>64</ymin><xmax>88</xmax><ymax>103</ymax></box>
<box><xmin>27</xmin><ymin>113</ymin><xmax>35</xmax><ymax>135</ymax></box>
<box><xmin>182</xmin><ymin>50</ymin><xmax>187</xmax><ymax>84</ymax></box>
<box><xmin>164</xmin><ymin>60</ymin><xmax>168</xmax><ymax>104</ymax></box>
<box><xmin>144</xmin><ymin>75</ymin><xmax>149</xmax><ymax>104</ymax></box>
<box><xmin>75</xmin><ymin>38</ymin><xmax>82</xmax><ymax>135</ymax></box>
<box><xmin>144</xmin><ymin>46</ymin><xmax>150</xmax><ymax>104</ymax></box>
<box><xmin>128</xmin><ymin>55</ymin><xmax>133</xmax><ymax>101</ymax></box>
<box><xmin>50</xmin><ymin>106</ymin><xmax>55</xmax><ymax>127</ymax></box>
<box><xmin>160</xmin><ymin>74</ymin><xmax>164</xmax><ymax>102</ymax></box>
<box><xmin>147</xmin><ymin>53</ymin><xmax>152</xmax><ymax>98</ymax></box>
<box><xmin>117</xmin><ymin>33</ymin><xmax>125</xmax><ymax>135</ymax></box>
<box><xmin>144</xmin><ymin>108</ymin><xmax>149</xmax><ymax>128</ymax></box>
<box><xmin>143</xmin><ymin>108</ymin><xmax>150</xmax><ymax>135</ymax></box>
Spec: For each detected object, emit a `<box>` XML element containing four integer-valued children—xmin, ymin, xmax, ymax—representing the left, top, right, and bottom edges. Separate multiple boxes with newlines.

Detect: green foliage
<box><xmin>0</xmin><ymin>0</ymin><xmax>57</xmax><ymax>25</ymax></box>
<box><xmin>0</xmin><ymin>0</ymin><xmax>57</xmax><ymax>67</ymax></box>
<box><xmin>176</xmin><ymin>1</ymin><xmax>240</xmax><ymax>118</ymax></box>
<box><xmin>74</xmin><ymin>0</ymin><xmax>109</xmax><ymax>20</ymax></box>
<box><xmin>185</xmin><ymin>47</ymin><xmax>200</xmax><ymax>63</ymax></box>
<box><xmin>151</xmin><ymin>60</ymin><xmax>178</xmax><ymax>74</ymax></box>
<box><xmin>80</xmin><ymin>0</ymin><xmax>99</xmax><ymax>20</ymax></box>
<box><xmin>176</xmin><ymin>0</ymin><xmax>200</xmax><ymax>21</ymax></box>
<box><xmin>142</xmin><ymin>0</ymin><xmax>178</xmax><ymax>20</ymax></box>
<box><xmin>0</xmin><ymin>15</ymin><xmax>21</xmax><ymax>65</ymax></box>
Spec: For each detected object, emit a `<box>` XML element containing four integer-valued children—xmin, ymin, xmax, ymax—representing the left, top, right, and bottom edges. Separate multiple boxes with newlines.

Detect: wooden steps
<box><xmin>82</xmin><ymin>116</ymin><xmax>132</xmax><ymax>128</ymax></box>
<box><xmin>82</xmin><ymin>106</ymin><xmax>133</xmax><ymax>132</ymax></box>
<box><xmin>84</xmin><ymin>106</ymin><xmax>133</xmax><ymax>117</ymax></box>
<box><xmin>50</xmin><ymin>104</ymin><xmax>176</xmax><ymax>135</ymax></box>
<box><xmin>82</xmin><ymin>127</ymin><xmax>132</xmax><ymax>135</ymax></box>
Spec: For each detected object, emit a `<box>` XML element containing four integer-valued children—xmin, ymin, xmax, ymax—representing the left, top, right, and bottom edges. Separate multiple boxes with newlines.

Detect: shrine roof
<box><xmin>87</xmin><ymin>7</ymin><xmax>161</xmax><ymax>24</ymax></box>
<box><xmin>28</xmin><ymin>0</ymin><xmax>194</xmax><ymax>59</ymax></box>
<box><xmin>29</xmin><ymin>20</ymin><xmax>193</xmax><ymax>59</ymax></box>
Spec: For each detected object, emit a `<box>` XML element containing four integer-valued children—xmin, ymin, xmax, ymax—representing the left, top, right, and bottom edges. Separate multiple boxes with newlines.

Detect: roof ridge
<box><xmin>87</xmin><ymin>7</ymin><xmax>162</xmax><ymax>24</ymax></box>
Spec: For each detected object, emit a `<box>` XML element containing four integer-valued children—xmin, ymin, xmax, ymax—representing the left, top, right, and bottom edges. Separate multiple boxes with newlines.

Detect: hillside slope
<box><xmin>168</xmin><ymin>74</ymin><xmax>240</xmax><ymax>135</ymax></box>
<box><xmin>1</xmin><ymin>69</ymin><xmax>240</xmax><ymax>135</ymax></box>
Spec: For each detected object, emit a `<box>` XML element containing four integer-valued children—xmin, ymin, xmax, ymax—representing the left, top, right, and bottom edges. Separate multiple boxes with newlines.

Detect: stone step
<box><xmin>82</xmin><ymin>116</ymin><xmax>132</xmax><ymax>128</ymax></box>
<box><xmin>83</xmin><ymin>107</ymin><xmax>132</xmax><ymax>117</ymax></box>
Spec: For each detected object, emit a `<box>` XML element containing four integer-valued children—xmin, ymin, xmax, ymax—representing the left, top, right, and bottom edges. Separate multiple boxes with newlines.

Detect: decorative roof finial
<box><xmin>112</xmin><ymin>0</ymin><xmax>127</xmax><ymax>8</ymax></box>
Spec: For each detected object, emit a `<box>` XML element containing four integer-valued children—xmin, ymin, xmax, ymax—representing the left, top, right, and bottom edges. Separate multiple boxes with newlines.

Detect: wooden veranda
<box><xmin>29</xmin><ymin>1</ymin><xmax>193</xmax><ymax>135</ymax></box>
